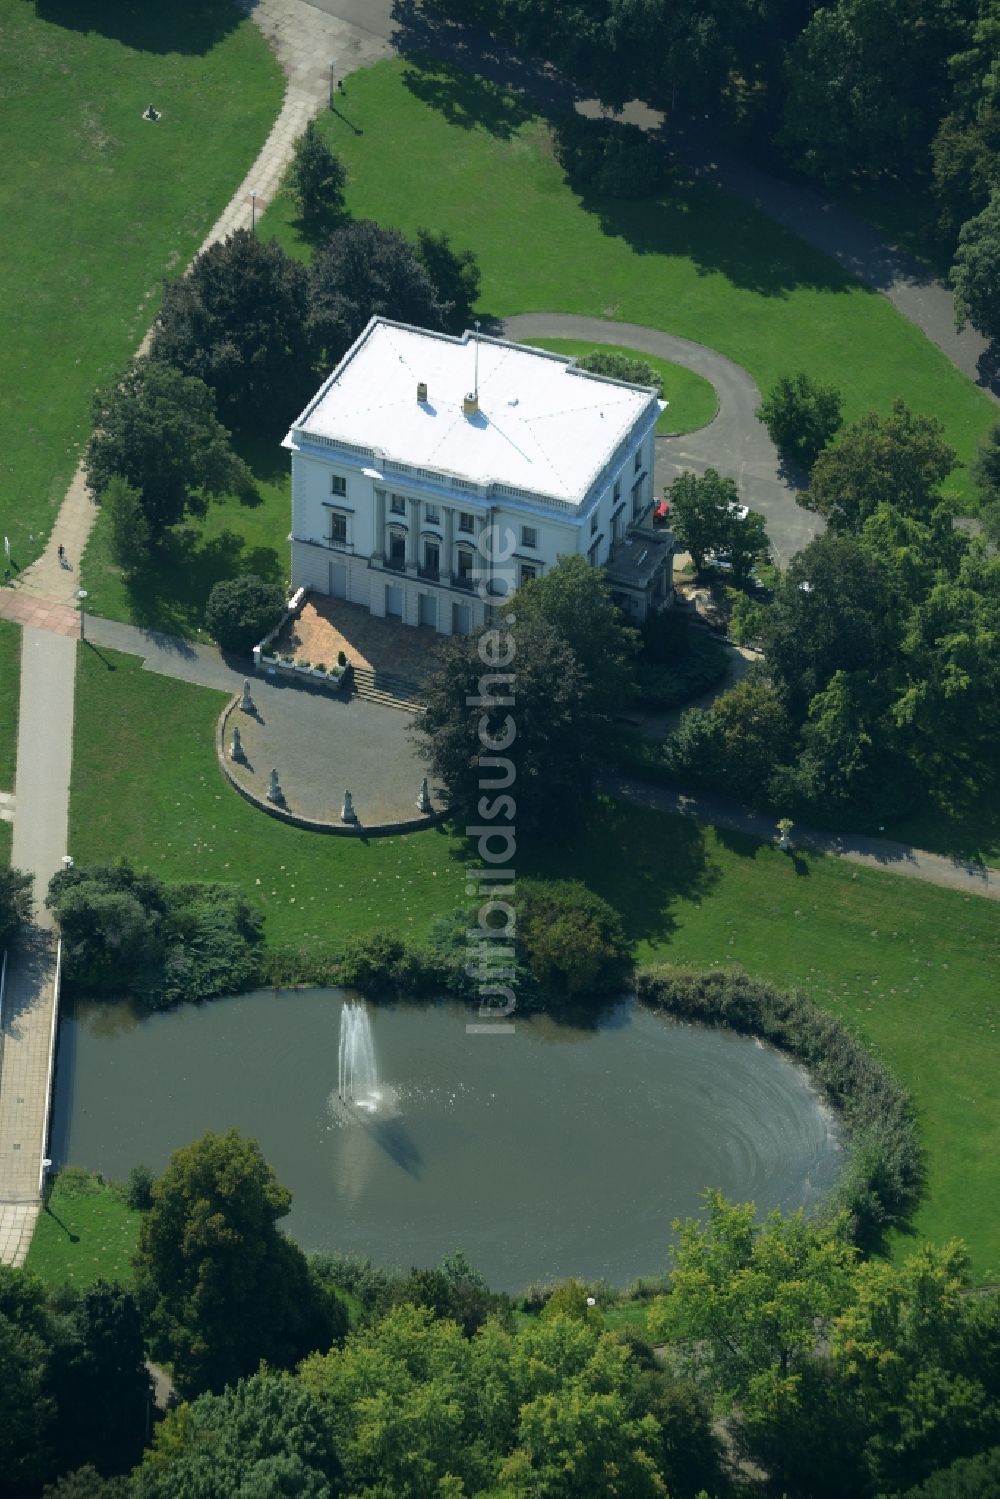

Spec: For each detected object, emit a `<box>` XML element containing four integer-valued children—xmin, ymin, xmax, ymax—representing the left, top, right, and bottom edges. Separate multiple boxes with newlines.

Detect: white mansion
<box><xmin>283</xmin><ymin>318</ymin><xmax>674</xmax><ymax>635</ymax></box>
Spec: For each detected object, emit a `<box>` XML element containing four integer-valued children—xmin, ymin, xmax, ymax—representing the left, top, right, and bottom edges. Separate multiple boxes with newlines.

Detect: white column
<box><xmin>406</xmin><ymin>497</ymin><xmax>419</xmax><ymax>572</ymax></box>
<box><xmin>443</xmin><ymin>506</ymin><xmax>455</xmax><ymax>583</ymax></box>
<box><xmin>373</xmin><ymin>488</ymin><xmax>386</xmax><ymax>561</ymax></box>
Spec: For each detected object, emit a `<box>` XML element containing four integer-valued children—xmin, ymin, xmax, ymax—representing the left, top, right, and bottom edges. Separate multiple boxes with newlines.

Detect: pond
<box><xmin>52</xmin><ymin>989</ymin><xmax>843</xmax><ymax>1292</ymax></box>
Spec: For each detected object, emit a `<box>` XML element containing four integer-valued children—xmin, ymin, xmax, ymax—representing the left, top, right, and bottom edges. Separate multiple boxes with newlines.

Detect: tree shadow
<box><xmin>520</xmin><ymin>796</ymin><xmax>720</xmax><ymax>948</ymax></box>
<box><xmin>400</xmin><ymin>54</ymin><xmax>535</xmax><ymax>138</ymax></box>
<box><xmin>123</xmin><ymin>528</ymin><xmax>282</xmax><ymax>635</ymax></box>
<box><xmin>391</xmin><ymin>1</ymin><xmax>579</xmax><ymax>121</ymax></box>
<box><xmin>31</xmin><ymin>0</ymin><xmax>243</xmax><ymax>55</ymax></box>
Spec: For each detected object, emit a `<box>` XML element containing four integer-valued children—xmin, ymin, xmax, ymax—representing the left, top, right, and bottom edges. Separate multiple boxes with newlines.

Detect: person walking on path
<box><xmin>57</xmin><ymin>544</ymin><xmax>66</xmax><ymax>567</ymax></box>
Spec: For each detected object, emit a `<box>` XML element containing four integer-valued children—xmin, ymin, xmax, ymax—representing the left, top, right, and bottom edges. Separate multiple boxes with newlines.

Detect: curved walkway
<box><xmin>504</xmin><ymin>314</ymin><xmax>823</xmax><ymax>565</ymax></box>
<box><xmin>599</xmin><ymin>772</ymin><xmax>1000</xmax><ymax>900</ymax></box>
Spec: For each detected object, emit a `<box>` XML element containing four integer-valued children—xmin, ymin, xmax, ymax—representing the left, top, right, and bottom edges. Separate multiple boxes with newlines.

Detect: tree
<box><xmin>803</xmin><ymin>400</ymin><xmax>957</xmax><ymax>533</ymax></box>
<box><xmin>757</xmin><ymin>371</ymin><xmax>844</xmax><ymax>469</ymax></box>
<box><xmin>415</xmin><ymin>228</ymin><xmax>481</xmax><ymax>334</ymax></box>
<box><xmin>726</xmin><ymin>507</ymin><xmax>770</xmax><ymax>583</ymax></box>
<box><xmin>903</xmin><ymin>1447</ymin><xmax>1000</xmax><ymax>1498</ymax></box>
<box><xmin>666</xmin><ymin>467</ymin><xmax>743</xmax><ymax>572</ymax></box>
<box><xmin>973</xmin><ymin>419</ymin><xmax>1000</xmax><ymax>505</ymax></box>
<box><xmin>50</xmin><ymin>1281</ymin><xmax>151</xmax><ymax>1477</ymax></box>
<box><xmin>309</xmin><ymin>220</ymin><xmax>447</xmax><ymax>365</ymax></box>
<box><xmin>42</xmin><ymin>1468</ymin><xmax>131</xmax><ymax>1499</ymax></box>
<box><xmin>151</xmin><ymin>230</ymin><xmax>314</xmax><ymax>426</ymax></box>
<box><xmin>711</xmin><ymin>676</ymin><xmax>794</xmax><ymax>797</ymax></box>
<box><xmin>414</xmin><ymin>613</ymin><xmax>601</xmax><ymax>833</ymax></box>
<box><xmin>831</xmin><ymin>1244</ymin><xmax>1000</xmax><ymax>1494</ymax></box>
<box><xmin>952</xmin><ymin>189</ymin><xmax>1000</xmax><ymax>339</ymax></box>
<box><xmin>134</xmin><ymin>1370</ymin><xmax>341</xmax><ymax>1499</ymax></box>
<box><xmin>0</xmin><ymin>863</ymin><xmax>33</xmax><ymax>949</ymax></box>
<box><xmin>762</xmin><ymin>532</ymin><xmax>904</xmax><ymax>716</ymax></box>
<box><xmin>132</xmin><ymin>1130</ymin><xmax>346</xmax><ymax>1397</ymax></box>
<box><xmin>102</xmin><ymin>476</ymin><xmax>150</xmax><ymax>576</ymax></box>
<box><xmin>86</xmin><ymin>359</ymin><xmax>254</xmax><ymax>543</ymax></box>
<box><xmin>504</xmin><ymin>552</ymin><xmax>640</xmax><ymax>720</ymax></box>
<box><xmin>516</xmin><ymin>879</ymin><xmax>630</xmax><ymax>1001</ymax></box>
<box><xmin>205</xmin><ymin>574</ymin><xmax>286</xmax><ymax>655</ymax></box>
<box><xmin>0</xmin><ymin>1268</ymin><xmax>56</xmax><ymax>1490</ymax></box>
<box><xmin>289</xmin><ymin>120</ymin><xmax>347</xmax><ymax>231</ymax></box>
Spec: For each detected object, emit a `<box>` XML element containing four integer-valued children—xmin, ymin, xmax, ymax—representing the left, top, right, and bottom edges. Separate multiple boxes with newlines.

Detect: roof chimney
<box><xmin>417</xmin><ymin>381</ymin><xmax>427</xmax><ymax>403</ymax></box>
<box><xmin>462</xmin><ymin>391</ymin><xmax>479</xmax><ymax>417</ymax></box>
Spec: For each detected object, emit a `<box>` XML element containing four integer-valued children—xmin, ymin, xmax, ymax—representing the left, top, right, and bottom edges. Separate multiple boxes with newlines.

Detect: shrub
<box><xmin>757</xmin><ymin>371</ymin><xmax>844</xmax><ymax>469</ymax></box>
<box><xmin>124</xmin><ymin>1165</ymin><xmax>155</xmax><ymax>1211</ymax></box>
<box><xmin>633</xmin><ymin>623</ymin><xmax>729</xmax><ymax>709</ymax></box>
<box><xmin>337</xmin><ymin>929</ymin><xmax>434</xmax><ymax>997</ymax></box>
<box><xmin>205</xmin><ymin>574</ymin><xmax>286</xmax><ymax>655</ymax></box>
<box><xmin>46</xmin><ymin>864</ymin><xmax>264</xmax><ymax>1010</ymax></box>
<box><xmin>553</xmin><ymin>114</ymin><xmax>670</xmax><ymax>198</ymax></box>
<box><xmin>576</xmin><ymin>350</ymin><xmax>662</xmax><ymax>394</ymax></box>
<box><xmin>289</xmin><ymin>119</ymin><xmax>347</xmax><ymax>229</ymax></box>
<box><xmin>636</xmin><ymin>965</ymin><xmax>924</xmax><ymax>1245</ymax></box>
<box><xmin>517</xmin><ymin>879</ymin><xmax>631</xmax><ymax>1001</ymax></box>
<box><xmin>0</xmin><ymin>865</ymin><xmax>34</xmax><ymax>949</ymax></box>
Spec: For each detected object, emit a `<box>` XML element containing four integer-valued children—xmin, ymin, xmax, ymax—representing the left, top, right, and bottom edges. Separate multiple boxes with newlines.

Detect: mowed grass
<box><xmin>0</xmin><ymin>0</ymin><xmax>283</xmax><ymax>567</ymax></box>
<box><xmin>79</xmin><ymin>433</ymin><xmax>290</xmax><ymax>637</ymax></box>
<box><xmin>524</xmin><ymin>339</ymin><xmax>718</xmax><ymax>434</ymax></box>
<box><xmin>0</xmin><ymin>619</ymin><xmax>21</xmax><ymax>788</ymax></box>
<box><xmin>261</xmin><ymin>58</ymin><xmax>995</xmax><ymax>507</ymax></box>
<box><xmin>69</xmin><ymin>651</ymin><xmax>1000</xmax><ymax>1279</ymax></box>
<box><xmin>26</xmin><ymin>1169</ymin><xmax>141</xmax><ymax>1289</ymax></box>
<box><xmin>69</xmin><ymin>647</ymin><xmax>470</xmax><ymax>943</ymax></box>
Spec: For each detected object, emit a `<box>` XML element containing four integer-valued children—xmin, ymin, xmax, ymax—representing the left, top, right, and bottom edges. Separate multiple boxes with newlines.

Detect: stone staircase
<box><xmin>350</xmin><ymin>664</ymin><xmax>425</xmax><ymax>714</ymax></box>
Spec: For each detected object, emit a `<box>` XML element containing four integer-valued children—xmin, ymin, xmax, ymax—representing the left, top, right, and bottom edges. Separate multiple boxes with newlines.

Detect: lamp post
<box><xmin>330</xmin><ymin>58</ymin><xmax>336</xmax><ymax>108</ymax></box>
<box><xmin>250</xmin><ymin>190</ymin><xmax>258</xmax><ymax>237</ymax></box>
<box><xmin>78</xmin><ymin>588</ymin><xmax>88</xmax><ymax>640</ymax></box>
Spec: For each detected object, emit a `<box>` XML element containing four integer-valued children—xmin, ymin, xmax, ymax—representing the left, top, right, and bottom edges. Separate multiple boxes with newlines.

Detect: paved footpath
<box><xmin>0</xmin><ymin>628</ymin><xmax>76</xmax><ymax>1264</ymax></box>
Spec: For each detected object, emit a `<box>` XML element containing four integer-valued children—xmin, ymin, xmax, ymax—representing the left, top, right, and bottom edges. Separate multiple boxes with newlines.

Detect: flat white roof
<box><xmin>288</xmin><ymin>319</ymin><xmax>658</xmax><ymax>505</ymax></box>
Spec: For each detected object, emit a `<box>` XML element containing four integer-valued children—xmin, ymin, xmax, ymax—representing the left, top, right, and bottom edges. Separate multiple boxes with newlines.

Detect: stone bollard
<box><xmin>267</xmin><ymin>768</ymin><xmax>284</xmax><ymax>804</ymax></box>
<box><xmin>341</xmin><ymin>789</ymin><xmax>357</xmax><ymax>824</ymax></box>
<box><xmin>240</xmin><ymin>678</ymin><xmax>255</xmax><ymax>714</ymax></box>
<box><xmin>417</xmin><ymin>777</ymin><xmax>432</xmax><ymax>814</ymax></box>
<box><xmin>230</xmin><ymin>725</ymin><xmax>245</xmax><ymax>763</ymax></box>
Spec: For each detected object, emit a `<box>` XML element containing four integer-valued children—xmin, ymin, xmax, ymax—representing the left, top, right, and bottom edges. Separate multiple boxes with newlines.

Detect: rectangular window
<box><xmin>458</xmin><ymin>511</ymin><xmax>475</xmax><ymax>533</ymax></box>
<box><xmin>520</xmin><ymin>563</ymin><xmax>537</xmax><ymax>586</ymax></box>
<box><xmin>613</xmin><ymin>479</ymin><xmax>621</xmax><ymax>503</ymax></box>
<box><xmin>390</xmin><ymin>493</ymin><xmax>406</xmax><ymax>516</ymax></box>
<box><xmin>423</xmin><ymin>540</ymin><xmax>440</xmax><ymax>576</ymax></box>
<box><xmin>590</xmin><ymin>512</ymin><xmax>599</xmax><ymax>534</ymax></box>
<box><xmin>331</xmin><ymin>474</ymin><xmax>347</xmax><ymax>497</ymax></box>
<box><xmin>520</xmin><ymin>525</ymin><xmax>537</xmax><ymax>549</ymax></box>
<box><xmin>457</xmin><ymin>548</ymin><xmax>474</xmax><ymax>584</ymax></box>
<box><xmin>588</xmin><ymin>540</ymin><xmax>601</xmax><ymax>567</ymax></box>
<box><xmin>631</xmin><ymin>479</ymin><xmax>644</xmax><ymax>518</ymax></box>
<box><xmin>425</xmin><ymin>504</ymin><xmax>440</xmax><ymax>525</ymax></box>
<box><xmin>634</xmin><ymin>447</ymin><xmax>642</xmax><ymax>474</ymax></box>
<box><xmin>330</xmin><ymin>512</ymin><xmax>347</xmax><ymax>545</ymax></box>
<box><xmin>388</xmin><ymin>531</ymin><xmax>406</xmax><ymax>568</ymax></box>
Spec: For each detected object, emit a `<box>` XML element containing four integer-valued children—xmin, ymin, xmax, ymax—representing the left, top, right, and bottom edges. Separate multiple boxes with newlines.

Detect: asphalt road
<box><xmin>504</xmin><ymin>313</ymin><xmax>822</xmax><ymax>565</ymax></box>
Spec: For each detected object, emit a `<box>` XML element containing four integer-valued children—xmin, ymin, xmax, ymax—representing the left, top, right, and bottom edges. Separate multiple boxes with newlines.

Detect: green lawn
<box><xmin>0</xmin><ymin>819</ymin><xmax>11</xmax><ymax>868</ymax></box>
<box><xmin>523</xmin><ymin>339</ymin><xmax>718</xmax><ymax>434</ymax></box>
<box><xmin>0</xmin><ymin>619</ymin><xmax>21</xmax><ymax>788</ymax></box>
<box><xmin>69</xmin><ymin>649</ymin><xmax>1000</xmax><ymax>1280</ymax></box>
<box><xmin>26</xmin><ymin>1168</ymin><xmax>141</xmax><ymax>1289</ymax></box>
<box><xmin>262</xmin><ymin>59</ymin><xmax>994</xmax><ymax>507</ymax></box>
<box><xmin>0</xmin><ymin>0</ymin><xmax>283</xmax><ymax>568</ymax></box>
<box><xmin>79</xmin><ymin>433</ymin><xmax>290</xmax><ymax>637</ymax></box>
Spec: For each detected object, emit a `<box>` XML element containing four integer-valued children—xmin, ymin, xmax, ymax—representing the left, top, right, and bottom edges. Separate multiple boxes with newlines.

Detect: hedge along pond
<box><xmin>636</xmin><ymin>965</ymin><xmax>924</xmax><ymax>1247</ymax></box>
